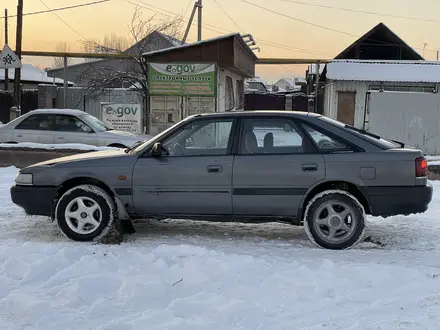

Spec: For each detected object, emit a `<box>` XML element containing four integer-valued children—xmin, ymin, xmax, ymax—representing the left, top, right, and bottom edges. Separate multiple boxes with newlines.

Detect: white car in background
<box><xmin>0</xmin><ymin>109</ymin><xmax>152</xmax><ymax>148</ymax></box>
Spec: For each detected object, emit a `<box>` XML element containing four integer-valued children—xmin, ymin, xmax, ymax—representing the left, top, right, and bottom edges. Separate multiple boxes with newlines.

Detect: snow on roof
<box><xmin>142</xmin><ymin>33</ymin><xmax>258</xmax><ymax>59</ymax></box>
<box><xmin>28</xmin><ymin>108</ymin><xmax>86</xmax><ymax>115</ymax></box>
<box><xmin>157</xmin><ymin>32</ymin><xmax>182</xmax><ymax>47</ymax></box>
<box><xmin>327</xmin><ymin>60</ymin><xmax>440</xmax><ymax>83</ymax></box>
<box><xmin>0</xmin><ymin>64</ymin><xmax>74</xmax><ymax>85</ymax></box>
<box><xmin>0</xmin><ymin>64</ymin><xmax>73</xmax><ymax>85</ymax></box>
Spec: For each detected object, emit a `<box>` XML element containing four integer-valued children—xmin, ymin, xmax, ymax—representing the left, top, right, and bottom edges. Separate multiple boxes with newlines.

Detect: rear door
<box><xmin>53</xmin><ymin>114</ymin><xmax>99</xmax><ymax>146</ymax></box>
<box><xmin>13</xmin><ymin>114</ymin><xmax>55</xmax><ymax>144</ymax></box>
<box><xmin>232</xmin><ymin>116</ymin><xmax>325</xmax><ymax>217</ymax></box>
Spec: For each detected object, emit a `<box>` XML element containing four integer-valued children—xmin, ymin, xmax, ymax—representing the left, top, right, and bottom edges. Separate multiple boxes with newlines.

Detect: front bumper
<box><xmin>10</xmin><ymin>185</ymin><xmax>58</xmax><ymax>217</ymax></box>
<box><xmin>361</xmin><ymin>183</ymin><xmax>433</xmax><ymax>217</ymax></box>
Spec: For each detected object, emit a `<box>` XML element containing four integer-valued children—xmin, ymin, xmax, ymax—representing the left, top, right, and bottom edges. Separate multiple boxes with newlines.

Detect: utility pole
<box><xmin>197</xmin><ymin>0</ymin><xmax>202</xmax><ymax>41</ymax></box>
<box><xmin>181</xmin><ymin>2</ymin><xmax>197</xmax><ymax>44</ymax></box>
<box><xmin>13</xmin><ymin>0</ymin><xmax>23</xmax><ymax>108</ymax></box>
<box><xmin>4</xmin><ymin>9</ymin><xmax>8</xmax><ymax>91</ymax></box>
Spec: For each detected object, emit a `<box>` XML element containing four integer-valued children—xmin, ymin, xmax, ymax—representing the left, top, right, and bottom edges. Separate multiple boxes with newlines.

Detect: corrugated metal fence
<box><xmin>57</xmin><ymin>87</ymin><xmax>145</xmax><ymax>120</ymax></box>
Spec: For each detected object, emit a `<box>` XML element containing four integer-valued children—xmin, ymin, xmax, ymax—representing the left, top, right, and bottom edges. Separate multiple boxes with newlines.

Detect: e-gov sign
<box><xmin>148</xmin><ymin>63</ymin><xmax>216</xmax><ymax>97</ymax></box>
<box><xmin>101</xmin><ymin>103</ymin><xmax>142</xmax><ymax>133</ymax></box>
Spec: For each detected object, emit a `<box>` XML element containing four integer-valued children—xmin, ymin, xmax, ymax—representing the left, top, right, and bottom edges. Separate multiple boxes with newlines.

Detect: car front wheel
<box><xmin>304</xmin><ymin>190</ymin><xmax>366</xmax><ymax>250</ymax></box>
<box><xmin>55</xmin><ymin>184</ymin><xmax>117</xmax><ymax>241</ymax></box>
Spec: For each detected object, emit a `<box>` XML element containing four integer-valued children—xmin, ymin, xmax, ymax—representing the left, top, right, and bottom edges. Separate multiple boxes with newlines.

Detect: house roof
<box><xmin>142</xmin><ymin>33</ymin><xmax>258</xmax><ymax>60</ymax></box>
<box><xmin>46</xmin><ymin>31</ymin><xmax>182</xmax><ymax>73</ymax></box>
<box><xmin>0</xmin><ymin>64</ymin><xmax>74</xmax><ymax>85</ymax></box>
<box><xmin>335</xmin><ymin>23</ymin><xmax>423</xmax><ymax>60</ymax></box>
<box><xmin>326</xmin><ymin>60</ymin><xmax>440</xmax><ymax>83</ymax></box>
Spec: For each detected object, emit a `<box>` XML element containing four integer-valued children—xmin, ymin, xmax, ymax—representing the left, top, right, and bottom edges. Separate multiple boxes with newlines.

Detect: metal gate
<box><xmin>148</xmin><ymin>95</ymin><xmax>216</xmax><ymax>135</ymax></box>
<box><xmin>366</xmin><ymin>90</ymin><xmax>439</xmax><ymax>155</ymax></box>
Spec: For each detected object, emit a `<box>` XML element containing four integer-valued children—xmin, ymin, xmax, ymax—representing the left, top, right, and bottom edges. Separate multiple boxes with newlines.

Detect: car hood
<box><xmin>100</xmin><ymin>130</ymin><xmax>152</xmax><ymax>141</ymax></box>
<box><xmin>28</xmin><ymin>149</ymin><xmax>127</xmax><ymax>167</ymax></box>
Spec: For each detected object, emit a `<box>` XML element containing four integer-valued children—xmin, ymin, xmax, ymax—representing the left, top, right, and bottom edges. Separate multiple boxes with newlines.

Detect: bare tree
<box><xmin>82</xmin><ymin>33</ymin><xmax>131</xmax><ymax>62</ymax></box>
<box><xmin>52</xmin><ymin>41</ymin><xmax>72</xmax><ymax>68</ymax></box>
<box><xmin>78</xmin><ymin>5</ymin><xmax>183</xmax><ymax>100</ymax></box>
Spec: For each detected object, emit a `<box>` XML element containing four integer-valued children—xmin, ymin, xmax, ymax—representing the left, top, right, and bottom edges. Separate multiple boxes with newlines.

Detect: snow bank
<box><xmin>2</xmin><ymin>167</ymin><xmax>440</xmax><ymax>328</ymax></box>
<box><xmin>427</xmin><ymin>155</ymin><xmax>440</xmax><ymax>165</ymax></box>
<box><xmin>0</xmin><ymin>142</ymin><xmax>118</xmax><ymax>151</ymax></box>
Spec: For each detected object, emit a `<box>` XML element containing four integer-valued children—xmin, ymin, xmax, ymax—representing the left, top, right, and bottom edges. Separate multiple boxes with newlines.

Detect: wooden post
<box><xmin>4</xmin><ymin>9</ymin><xmax>9</xmax><ymax>91</ymax></box>
<box><xmin>63</xmin><ymin>55</ymin><xmax>68</xmax><ymax>108</ymax></box>
<box><xmin>13</xmin><ymin>0</ymin><xmax>23</xmax><ymax>107</ymax></box>
<box><xmin>314</xmin><ymin>61</ymin><xmax>320</xmax><ymax>113</ymax></box>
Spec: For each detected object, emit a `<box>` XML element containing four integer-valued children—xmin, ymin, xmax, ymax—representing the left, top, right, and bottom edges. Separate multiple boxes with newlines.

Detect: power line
<box><xmin>183</xmin><ymin>0</ymin><xmax>194</xmax><ymax>17</ymax></box>
<box><xmin>240</xmin><ymin>0</ymin><xmax>437</xmax><ymax>54</ymax></box>
<box><xmin>241</xmin><ymin>0</ymin><xmax>358</xmax><ymax>38</ymax></box>
<box><xmin>212</xmin><ymin>0</ymin><xmax>299</xmax><ymax>75</ymax></box>
<box><xmin>0</xmin><ymin>0</ymin><xmax>110</xmax><ymax>20</ymax></box>
<box><xmin>281</xmin><ymin>0</ymin><xmax>440</xmax><ymax>24</ymax></box>
<box><xmin>124</xmin><ymin>0</ymin><xmax>331</xmax><ymax>56</ymax></box>
<box><xmin>38</xmin><ymin>0</ymin><xmax>89</xmax><ymax>41</ymax></box>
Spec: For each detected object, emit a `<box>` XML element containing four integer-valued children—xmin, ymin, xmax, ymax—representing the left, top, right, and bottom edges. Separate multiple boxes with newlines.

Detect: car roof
<box><xmin>190</xmin><ymin>110</ymin><xmax>321</xmax><ymax>119</ymax></box>
<box><xmin>26</xmin><ymin>108</ymin><xmax>87</xmax><ymax>116</ymax></box>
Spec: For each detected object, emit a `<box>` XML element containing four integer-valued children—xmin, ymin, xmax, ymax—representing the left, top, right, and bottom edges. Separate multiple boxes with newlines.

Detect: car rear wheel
<box><xmin>55</xmin><ymin>184</ymin><xmax>117</xmax><ymax>242</ymax></box>
<box><xmin>304</xmin><ymin>190</ymin><xmax>366</xmax><ymax>250</ymax></box>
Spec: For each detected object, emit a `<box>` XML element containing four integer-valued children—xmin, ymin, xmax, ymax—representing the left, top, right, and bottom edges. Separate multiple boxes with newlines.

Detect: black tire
<box><xmin>108</xmin><ymin>143</ymin><xmax>127</xmax><ymax>149</ymax></box>
<box><xmin>55</xmin><ymin>184</ymin><xmax>117</xmax><ymax>242</ymax></box>
<box><xmin>304</xmin><ymin>190</ymin><xmax>366</xmax><ymax>250</ymax></box>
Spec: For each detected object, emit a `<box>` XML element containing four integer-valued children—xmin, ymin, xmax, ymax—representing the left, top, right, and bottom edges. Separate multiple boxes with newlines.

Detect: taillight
<box><xmin>415</xmin><ymin>157</ymin><xmax>428</xmax><ymax>177</ymax></box>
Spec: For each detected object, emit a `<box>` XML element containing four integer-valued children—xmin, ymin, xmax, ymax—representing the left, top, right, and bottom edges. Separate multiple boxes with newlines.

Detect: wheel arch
<box><xmin>52</xmin><ymin>177</ymin><xmax>117</xmax><ymax>220</ymax></box>
<box><xmin>298</xmin><ymin>181</ymin><xmax>371</xmax><ymax>221</ymax></box>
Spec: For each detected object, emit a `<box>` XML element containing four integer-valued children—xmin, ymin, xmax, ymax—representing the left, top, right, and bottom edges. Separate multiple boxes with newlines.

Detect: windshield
<box><xmin>318</xmin><ymin>116</ymin><xmax>402</xmax><ymax>149</ymax></box>
<box><xmin>80</xmin><ymin>114</ymin><xmax>113</xmax><ymax>132</ymax></box>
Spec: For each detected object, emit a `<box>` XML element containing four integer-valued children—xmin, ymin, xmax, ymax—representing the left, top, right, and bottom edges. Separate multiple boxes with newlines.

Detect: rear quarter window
<box><xmin>317</xmin><ymin>116</ymin><xmax>397</xmax><ymax>150</ymax></box>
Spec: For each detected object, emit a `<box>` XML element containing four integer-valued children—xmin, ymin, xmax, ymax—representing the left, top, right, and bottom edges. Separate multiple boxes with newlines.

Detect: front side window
<box><xmin>15</xmin><ymin>114</ymin><xmax>53</xmax><ymax>130</ymax></box>
<box><xmin>240</xmin><ymin>118</ymin><xmax>305</xmax><ymax>155</ymax></box>
<box><xmin>162</xmin><ymin>119</ymin><xmax>234</xmax><ymax>157</ymax></box>
<box><xmin>55</xmin><ymin>115</ymin><xmax>93</xmax><ymax>133</ymax></box>
<box><xmin>80</xmin><ymin>114</ymin><xmax>113</xmax><ymax>132</ymax></box>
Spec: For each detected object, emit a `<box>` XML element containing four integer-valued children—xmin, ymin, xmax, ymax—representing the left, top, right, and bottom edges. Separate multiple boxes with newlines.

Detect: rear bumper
<box><xmin>10</xmin><ymin>185</ymin><xmax>58</xmax><ymax>217</ymax></box>
<box><xmin>361</xmin><ymin>184</ymin><xmax>433</xmax><ymax>217</ymax></box>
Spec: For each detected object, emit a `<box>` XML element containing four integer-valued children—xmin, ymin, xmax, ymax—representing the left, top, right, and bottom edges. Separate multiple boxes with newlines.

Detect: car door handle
<box><xmin>207</xmin><ymin>165</ymin><xmax>223</xmax><ymax>173</ymax></box>
<box><xmin>16</xmin><ymin>134</ymin><xmax>22</xmax><ymax>137</ymax></box>
<box><xmin>302</xmin><ymin>163</ymin><xmax>318</xmax><ymax>172</ymax></box>
<box><xmin>57</xmin><ymin>137</ymin><xmax>64</xmax><ymax>139</ymax></box>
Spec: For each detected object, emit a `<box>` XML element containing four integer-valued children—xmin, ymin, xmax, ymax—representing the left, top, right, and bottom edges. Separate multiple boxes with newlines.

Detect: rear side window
<box><xmin>15</xmin><ymin>114</ymin><xmax>53</xmax><ymax>130</ymax></box>
<box><xmin>301</xmin><ymin>123</ymin><xmax>354</xmax><ymax>153</ymax></box>
<box><xmin>239</xmin><ymin>118</ymin><xmax>306</xmax><ymax>155</ymax></box>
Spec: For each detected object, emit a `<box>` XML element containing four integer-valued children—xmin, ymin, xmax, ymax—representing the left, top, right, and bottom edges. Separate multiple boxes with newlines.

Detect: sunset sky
<box><xmin>2</xmin><ymin>0</ymin><xmax>440</xmax><ymax>82</ymax></box>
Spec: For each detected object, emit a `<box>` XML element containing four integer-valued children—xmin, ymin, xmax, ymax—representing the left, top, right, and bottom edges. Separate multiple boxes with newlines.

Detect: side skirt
<box><xmin>131</xmin><ymin>214</ymin><xmax>302</xmax><ymax>226</ymax></box>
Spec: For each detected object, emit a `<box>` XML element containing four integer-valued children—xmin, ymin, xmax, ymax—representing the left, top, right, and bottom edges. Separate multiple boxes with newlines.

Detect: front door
<box><xmin>232</xmin><ymin>117</ymin><xmax>325</xmax><ymax>217</ymax></box>
<box><xmin>53</xmin><ymin>114</ymin><xmax>99</xmax><ymax>146</ymax></box>
<box><xmin>132</xmin><ymin>117</ymin><xmax>237</xmax><ymax>216</ymax></box>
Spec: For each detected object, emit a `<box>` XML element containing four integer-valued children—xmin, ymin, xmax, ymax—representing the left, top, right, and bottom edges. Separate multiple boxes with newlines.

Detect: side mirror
<box><xmin>151</xmin><ymin>142</ymin><xmax>165</xmax><ymax>157</ymax></box>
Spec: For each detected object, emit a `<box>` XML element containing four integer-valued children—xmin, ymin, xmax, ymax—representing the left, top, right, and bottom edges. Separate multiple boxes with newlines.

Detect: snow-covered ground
<box><xmin>427</xmin><ymin>155</ymin><xmax>440</xmax><ymax>165</ymax></box>
<box><xmin>0</xmin><ymin>142</ymin><xmax>118</xmax><ymax>151</ymax></box>
<box><xmin>2</xmin><ymin>167</ymin><xmax>440</xmax><ymax>329</ymax></box>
